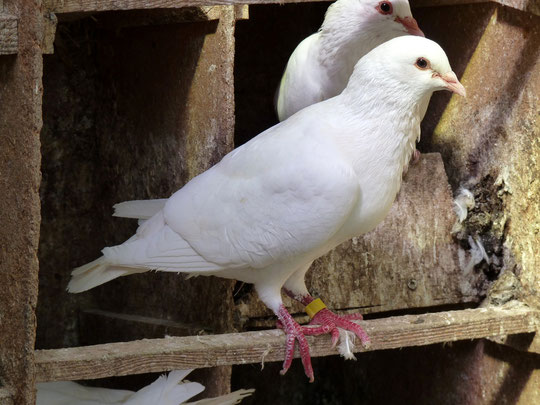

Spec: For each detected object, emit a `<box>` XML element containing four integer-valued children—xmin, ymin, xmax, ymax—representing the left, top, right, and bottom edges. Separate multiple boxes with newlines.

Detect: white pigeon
<box><xmin>36</xmin><ymin>369</ymin><xmax>254</xmax><ymax>405</ymax></box>
<box><xmin>68</xmin><ymin>36</ymin><xmax>465</xmax><ymax>382</ymax></box>
<box><xmin>275</xmin><ymin>0</ymin><xmax>424</xmax><ymax>122</ymax></box>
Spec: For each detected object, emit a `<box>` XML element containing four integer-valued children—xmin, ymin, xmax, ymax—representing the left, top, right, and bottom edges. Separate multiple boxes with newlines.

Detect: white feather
<box><xmin>337</xmin><ymin>328</ymin><xmax>357</xmax><ymax>360</ymax></box>
<box><xmin>113</xmin><ymin>199</ymin><xmax>168</xmax><ymax>220</ymax></box>
<box><xmin>36</xmin><ymin>370</ymin><xmax>205</xmax><ymax>405</ymax></box>
<box><xmin>453</xmin><ymin>187</ymin><xmax>475</xmax><ymax>223</ymax></box>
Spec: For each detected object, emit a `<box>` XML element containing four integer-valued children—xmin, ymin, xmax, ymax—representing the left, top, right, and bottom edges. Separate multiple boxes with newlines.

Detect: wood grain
<box><xmin>413</xmin><ymin>0</ymin><xmax>539</xmax><ymax>16</ymax></box>
<box><xmin>0</xmin><ymin>14</ymin><xmax>17</xmax><ymax>54</ymax></box>
<box><xmin>45</xmin><ymin>0</ymin><xmax>540</xmax><ymax>16</ymax></box>
<box><xmin>35</xmin><ymin>306</ymin><xmax>540</xmax><ymax>382</ymax></box>
<box><xmin>45</xmin><ymin>0</ymin><xmax>328</xmax><ymax>14</ymax></box>
<box><xmin>0</xmin><ymin>388</ymin><xmax>14</xmax><ymax>405</ymax></box>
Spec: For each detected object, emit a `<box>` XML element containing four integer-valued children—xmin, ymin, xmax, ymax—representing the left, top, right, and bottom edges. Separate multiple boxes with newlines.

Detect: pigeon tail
<box><xmin>113</xmin><ymin>199</ymin><xmax>167</xmax><ymax>220</ymax></box>
<box><xmin>125</xmin><ymin>370</ymin><xmax>204</xmax><ymax>405</ymax></box>
<box><xmin>67</xmin><ymin>256</ymin><xmax>147</xmax><ymax>293</ymax></box>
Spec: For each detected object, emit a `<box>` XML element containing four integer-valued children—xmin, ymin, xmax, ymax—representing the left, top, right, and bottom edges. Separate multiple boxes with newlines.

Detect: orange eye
<box><xmin>377</xmin><ymin>1</ymin><xmax>393</xmax><ymax>15</ymax></box>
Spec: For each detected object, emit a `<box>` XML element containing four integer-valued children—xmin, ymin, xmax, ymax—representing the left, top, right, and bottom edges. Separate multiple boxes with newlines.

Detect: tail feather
<box><xmin>190</xmin><ymin>389</ymin><xmax>255</xmax><ymax>405</ymax></box>
<box><xmin>113</xmin><ymin>199</ymin><xmax>167</xmax><ymax>220</ymax></box>
<box><xmin>125</xmin><ymin>370</ymin><xmax>204</xmax><ymax>405</ymax></box>
<box><xmin>67</xmin><ymin>256</ymin><xmax>147</xmax><ymax>293</ymax></box>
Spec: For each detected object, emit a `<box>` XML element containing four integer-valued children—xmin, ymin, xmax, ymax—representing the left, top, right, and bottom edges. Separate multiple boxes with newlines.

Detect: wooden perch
<box><xmin>0</xmin><ymin>13</ymin><xmax>17</xmax><ymax>55</ymax></box>
<box><xmin>35</xmin><ymin>306</ymin><xmax>539</xmax><ymax>382</ymax></box>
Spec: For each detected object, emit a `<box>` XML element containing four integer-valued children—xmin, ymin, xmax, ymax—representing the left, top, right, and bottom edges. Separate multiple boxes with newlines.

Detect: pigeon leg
<box><xmin>283</xmin><ymin>287</ymin><xmax>370</xmax><ymax>349</ymax></box>
<box><xmin>255</xmin><ymin>282</ymin><xmax>315</xmax><ymax>382</ymax></box>
<box><xmin>276</xmin><ymin>304</ymin><xmax>315</xmax><ymax>382</ymax></box>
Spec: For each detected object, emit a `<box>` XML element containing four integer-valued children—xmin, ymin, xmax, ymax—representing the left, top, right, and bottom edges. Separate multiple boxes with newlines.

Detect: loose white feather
<box><xmin>453</xmin><ymin>187</ymin><xmax>475</xmax><ymax>223</ymax></box>
<box><xmin>337</xmin><ymin>328</ymin><xmax>357</xmax><ymax>360</ymax></box>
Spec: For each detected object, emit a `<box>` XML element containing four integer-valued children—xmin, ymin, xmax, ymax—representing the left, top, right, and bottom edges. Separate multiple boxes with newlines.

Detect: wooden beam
<box><xmin>45</xmin><ymin>0</ymin><xmax>329</xmax><ymax>15</ymax></box>
<box><xmin>45</xmin><ymin>0</ymin><xmax>540</xmax><ymax>16</ymax></box>
<box><xmin>0</xmin><ymin>13</ymin><xmax>17</xmax><ymax>54</ymax></box>
<box><xmin>412</xmin><ymin>0</ymin><xmax>539</xmax><ymax>16</ymax></box>
<box><xmin>35</xmin><ymin>306</ymin><xmax>540</xmax><ymax>382</ymax></box>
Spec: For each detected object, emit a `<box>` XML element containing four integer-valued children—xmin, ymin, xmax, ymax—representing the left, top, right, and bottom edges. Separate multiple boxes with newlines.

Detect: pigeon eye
<box><xmin>377</xmin><ymin>1</ymin><xmax>393</xmax><ymax>14</ymax></box>
<box><xmin>415</xmin><ymin>57</ymin><xmax>429</xmax><ymax>69</ymax></box>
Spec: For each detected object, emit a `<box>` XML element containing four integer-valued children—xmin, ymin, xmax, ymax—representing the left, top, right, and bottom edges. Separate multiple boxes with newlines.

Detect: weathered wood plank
<box><xmin>0</xmin><ymin>388</ymin><xmax>14</xmax><ymax>405</ymax></box>
<box><xmin>45</xmin><ymin>0</ymin><xmax>540</xmax><ymax>16</ymax></box>
<box><xmin>0</xmin><ymin>1</ymin><xmax>43</xmax><ymax>404</ymax></box>
<box><xmin>35</xmin><ymin>306</ymin><xmax>540</xmax><ymax>382</ymax></box>
<box><xmin>45</xmin><ymin>0</ymin><xmax>327</xmax><ymax>14</ymax></box>
<box><xmin>0</xmin><ymin>13</ymin><xmax>17</xmax><ymax>54</ymax></box>
<box><xmin>412</xmin><ymin>0</ymin><xmax>539</xmax><ymax>16</ymax></box>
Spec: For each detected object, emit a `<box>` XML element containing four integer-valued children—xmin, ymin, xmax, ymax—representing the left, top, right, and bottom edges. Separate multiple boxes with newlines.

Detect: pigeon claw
<box><xmin>277</xmin><ymin>305</ymin><xmax>315</xmax><ymax>382</ymax></box>
<box><xmin>302</xmin><ymin>308</ymin><xmax>371</xmax><ymax>348</ymax></box>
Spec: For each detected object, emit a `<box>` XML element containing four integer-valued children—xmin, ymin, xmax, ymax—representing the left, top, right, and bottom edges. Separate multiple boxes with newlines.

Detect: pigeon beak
<box><xmin>395</xmin><ymin>16</ymin><xmax>424</xmax><ymax>37</ymax></box>
<box><xmin>442</xmin><ymin>71</ymin><xmax>467</xmax><ymax>97</ymax></box>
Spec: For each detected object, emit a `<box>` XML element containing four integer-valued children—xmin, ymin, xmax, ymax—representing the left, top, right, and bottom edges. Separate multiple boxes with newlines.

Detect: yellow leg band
<box><xmin>305</xmin><ymin>298</ymin><xmax>327</xmax><ymax>319</ymax></box>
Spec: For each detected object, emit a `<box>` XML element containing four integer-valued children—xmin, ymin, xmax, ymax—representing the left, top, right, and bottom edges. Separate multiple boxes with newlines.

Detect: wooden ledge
<box><xmin>35</xmin><ymin>306</ymin><xmax>540</xmax><ymax>382</ymax></box>
<box><xmin>0</xmin><ymin>13</ymin><xmax>17</xmax><ymax>55</ymax></box>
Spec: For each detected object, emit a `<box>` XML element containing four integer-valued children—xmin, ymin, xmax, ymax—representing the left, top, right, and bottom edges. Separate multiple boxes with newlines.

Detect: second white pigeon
<box><xmin>275</xmin><ymin>0</ymin><xmax>424</xmax><ymax>121</ymax></box>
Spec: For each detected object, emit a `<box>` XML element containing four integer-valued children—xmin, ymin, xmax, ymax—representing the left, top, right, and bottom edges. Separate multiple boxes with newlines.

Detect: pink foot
<box><xmin>303</xmin><ymin>308</ymin><xmax>371</xmax><ymax>349</ymax></box>
<box><xmin>276</xmin><ymin>304</ymin><xmax>314</xmax><ymax>382</ymax></box>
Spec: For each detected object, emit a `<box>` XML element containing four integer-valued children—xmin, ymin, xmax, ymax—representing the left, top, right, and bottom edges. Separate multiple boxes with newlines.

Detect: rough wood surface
<box><xmin>45</xmin><ymin>0</ymin><xmax>540</xmax><ymax>16</ymax></box>
<box><xmin>41</xmin><ymin>12</ymin><xmax>57</xmax><ymax>54</ymax></box>
<box><xmin>45</xmin><ymin>0</ymin><xmax>328</xmax><ymax>14</ymax></box>
<box><xmin>413</xmin><ymin>0</ymin><xmax>540</xmax><ymax>16</ymax></box>
<box><xmin>0</xmin><ymin>1</ymin><xmax>43</xmax><ymax>404</ymax></box>
<box><xmin>236</xmin><ymin>153</ymin><xmax>477</xmax><ymax>325</ymax></box>
<box><xmin>418</xmin><ymin>5</ymin><xmax>540</xmax><ymax>307</ymax></box>
<box><xmin>0</xmin><ymin>13</ymin><xmax>17</xmax><ymax>54</ymax></box>
<box><xmin>34</xmin><ymin>306</ymin><xmax>540</xmax><ymax>382</ymax></box>
<box><xmin>0</xmin><ymin>389</ymin><xmax>14</xmax><ymax>405</ymax></box>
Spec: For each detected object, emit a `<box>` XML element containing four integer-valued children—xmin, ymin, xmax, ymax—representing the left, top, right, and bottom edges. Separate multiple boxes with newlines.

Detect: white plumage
<box><xmin>68</xmin><ymin>36</ymin><xmax>465</xmax><ymax>380</ymax></box>
<box><xmin>36</xmin><ymin>370</ymin><xmax>254</xmax><ymax>405</ymax></box>
<box><xmin>275</xmin><ymin>0</ymin><xmax>424</xmax><ymax>121</ymax></box>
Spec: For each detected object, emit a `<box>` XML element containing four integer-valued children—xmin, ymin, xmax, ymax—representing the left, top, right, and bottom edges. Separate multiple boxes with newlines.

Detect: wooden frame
<box><xmin>1</xmin><ymin>0</ymin><xmax>538</xmax><ymax>403</ymax></box>
<box><xmin>43</xmin><ymin>0</ymin><xmax>539</xmax><ymax>16</ymax></box>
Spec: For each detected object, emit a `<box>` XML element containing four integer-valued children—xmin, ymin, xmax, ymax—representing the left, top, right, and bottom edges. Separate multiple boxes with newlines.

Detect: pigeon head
<box><xmin>322</xmin><ymin>0</ymin><xmax>424</xmax><ymax>40</ymax></box>
<box><xmin>346</xmin><ymin>36</ymin><xmax>466</xmax><ymax>102</ymax></box>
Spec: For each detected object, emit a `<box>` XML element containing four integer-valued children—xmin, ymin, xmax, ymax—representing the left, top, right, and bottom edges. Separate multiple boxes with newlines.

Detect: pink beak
<box><xmin>395</xmin><ymin>16</ymin><xmax>424</xmax><ymax>37</ymax></box>
<box><xmin>441</xmin><ymin>71</ymin><xmax>467</xmax><ymax>97</ymax></box>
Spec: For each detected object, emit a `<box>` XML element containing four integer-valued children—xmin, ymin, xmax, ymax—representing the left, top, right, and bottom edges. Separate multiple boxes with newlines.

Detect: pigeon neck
<box><xmin>339</xmin><ymin>82</ymin><xmax>425</xmax><ymax>175</ymax></box>
<box><xmin>317</xmin><ymin>30</ymin><xmax>371</xmax><ymax>82</ymax></box>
